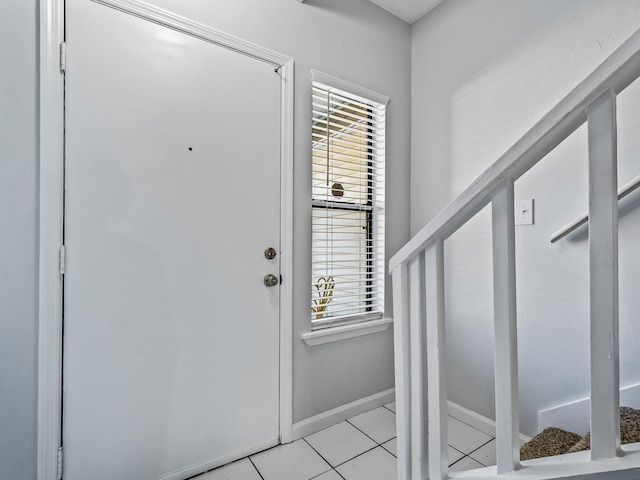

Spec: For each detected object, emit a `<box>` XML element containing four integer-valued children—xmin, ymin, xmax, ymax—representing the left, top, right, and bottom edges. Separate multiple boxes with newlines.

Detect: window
<box><xmin>311</xmin><ymin>74</ymin><xmax>386</xmax><ymax>330</ymax></box>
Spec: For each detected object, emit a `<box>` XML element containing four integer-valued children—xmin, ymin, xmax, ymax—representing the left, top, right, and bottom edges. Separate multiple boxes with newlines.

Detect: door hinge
<box><xmin>59</xmin><ymin>245</ymin><xmax>66</xmax><ymax>275</ymax></box>
<box><xmin>59</xmin><ymin>42</ymin><xmax>67</xmax><ymax>74</ymax></box>
<box><xmin>57</xmin><ymin>446</ymin><xmax>63</xmax><ymax>480</ymax></box>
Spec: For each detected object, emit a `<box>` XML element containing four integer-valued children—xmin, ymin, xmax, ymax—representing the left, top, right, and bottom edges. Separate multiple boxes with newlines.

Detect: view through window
<box><xmin>311</xmin><ymin>80</ymin><xmax>386</xmax><ymax>329</ymax></box>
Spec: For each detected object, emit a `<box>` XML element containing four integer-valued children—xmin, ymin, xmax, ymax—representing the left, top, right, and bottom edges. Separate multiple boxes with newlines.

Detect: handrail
<box><xmin>550</xmin><ymin>173</ymin><xmax>640</xmax><ymax>243</ymax></box>
<box><xmin>389</xmin><ymin>27</ymin><xmax>640</xmax><ymax>273</ymax></box>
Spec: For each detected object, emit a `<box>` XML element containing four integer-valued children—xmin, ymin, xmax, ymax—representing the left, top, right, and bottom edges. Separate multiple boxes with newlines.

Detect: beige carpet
<box><xmin>520</xmin><ymin>407</ymin><xmax>640</xmax><ymax>461</ymax></box>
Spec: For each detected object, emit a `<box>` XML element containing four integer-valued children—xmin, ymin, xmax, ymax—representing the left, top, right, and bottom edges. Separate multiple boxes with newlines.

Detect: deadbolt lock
<box><xmin>264</xmin><ymin>274</ymin><xmax>279</xmax><ymax>287</ymax></box>
<box><xmin>264</xmin><ymin>247</ymin><xmax>277</xmax><ymax>260</ymax></box>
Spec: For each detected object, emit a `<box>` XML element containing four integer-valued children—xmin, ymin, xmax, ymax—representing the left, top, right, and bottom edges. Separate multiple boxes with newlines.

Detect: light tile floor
<box><xmin>196</xmin><ymin>402</ymin><xmax>496</xmax><ymax>480</ymax></box>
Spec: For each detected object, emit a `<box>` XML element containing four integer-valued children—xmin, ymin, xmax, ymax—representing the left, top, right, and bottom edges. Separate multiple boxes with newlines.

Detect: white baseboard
<box><xmin>538</xmin><ymin>382</ymin><xmax>640</xmax><ymax>436</ymax></box>
<box><xmin>292</xmin><ymin>389</ymin><xmax>532</xmax><ymax>444</ymax></box>
<box><xmin>447</xmin><ymin>400</ymin><xmax>532</xmax><ymax>444</ymax></box>
<box><xmin>291</xmin><ymin>388</ymin><xmax>395</xmax><ymax>440</ymax></box>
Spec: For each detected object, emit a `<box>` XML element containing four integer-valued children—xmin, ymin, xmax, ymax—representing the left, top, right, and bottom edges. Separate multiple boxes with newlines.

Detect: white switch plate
<box><xmin>515</xmin><ymin>199</ymin><xmax>534</xmax><ymax>225</ymax></box>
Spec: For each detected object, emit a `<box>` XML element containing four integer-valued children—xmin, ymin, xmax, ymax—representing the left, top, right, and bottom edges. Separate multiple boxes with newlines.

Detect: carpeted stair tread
<box><xmin>520</xmin><ymin>427</ymin><xmax>582</xmax><ymax>461</ymax></box>
<box><xmin>521</xmin><ymin>407</ymin><xmax>640</xmax><ymax>460</ymax></box>
<box><xmin>567</xmin><ymin>407</ymin><xmax>640</xmax><ymax>453</ymax></box>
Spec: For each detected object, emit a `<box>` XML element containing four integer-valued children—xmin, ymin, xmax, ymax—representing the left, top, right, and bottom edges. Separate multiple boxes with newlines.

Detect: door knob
<box><xmin>264</xmin><ymin>247</ymin><xmax>277</xmax><ymax>260</ymax></box>
<box><xmin>264</xmin><ymin>274</ymin><xmax>279</xmax><ymax>287</ymax></box>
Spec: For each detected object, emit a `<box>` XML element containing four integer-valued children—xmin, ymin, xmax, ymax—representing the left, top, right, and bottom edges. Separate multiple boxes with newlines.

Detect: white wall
<box><xmin>412</xmin><ymin>0</ymin><xmax>640</xmax><ymax>436</ymax></box>
<box><xmin>0</xmin><ymin>0</ymin><xmax>39</xmax><ymax>478</ymax></box>
<box><xmin>0</xmin><ymin>4</ymin><xmax>410</xmax><ymax>476</ymax></box>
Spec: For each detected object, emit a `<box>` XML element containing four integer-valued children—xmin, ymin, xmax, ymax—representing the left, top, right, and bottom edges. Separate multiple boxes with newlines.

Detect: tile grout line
<box><xmin>447</xmin><ymin>444</ymin><xmax>466</xmax><ymax>467</ymax></box>
<box><xmin>308</xmin><ymin>466</ymin><xmax>347</xmax><ymax>480</ymax></box>
<box><xmin>449</xmin><ymin>455</ymin><xmax>470</xmax><ymax>469</ymax></box>
<box><xmin>382</xmin><ymin>404</ymin><xmax>395</xmax><ymax>414</ymax></box>
<box><xmin>301</xmin><ymin>437</ymin><xmax>337</xmax><ymax>477</ymax></box>
<box><xmin>303</xmin><ymin>435</ymin><xmax>389</xmax><ymax>479</ymax></box>
<box><xmin>305</xmin><ymin>417</ymin><xmax>395</xmax><ymax>472</ymax></box>
<box><xmin>466</xmin><ymin>437</ymin><xmax>496</xmax><ymax>466</ymax></box>
<box><xmin>331</xmin><ymin>467</ymin><xmax>347</xmax><ymax>480</ymax></box>
<box><xmin>248</xmin><ymin>456</ymin><xmax>266</xmax><ymax>480</ymax></box>
<box><xmin>344</xmin><ymin>417</ymin><xmax>394</xmax><ymax>446</ymax></box>
<box><xmin>380</xmin><ymin>441</ymin><xmax>397</xmax><ymax>458</ymax></box>
<box><xmin>461</xmin><ymin>454</ymin><xmax>485</xmax><ymax>468</ymax></box>
<box><xmin>333</xmin><ymin>444</ymin><xmax>381</xmax><ymax>469</ymax></box>
<box><xmin>450</xmin><ymin>444</ymin><xmax>465</xmax><ymax>456</ymax></box>
<box><xmin>449</xmin><ymin>436</ymin><xmax>495</xmax><ymax>470</ymax></box>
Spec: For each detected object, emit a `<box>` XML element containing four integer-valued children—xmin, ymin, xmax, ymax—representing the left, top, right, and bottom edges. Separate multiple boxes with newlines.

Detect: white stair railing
<box><xmin>390</xmin><ymin>27</ymin><xmax>640</xmax><ymax>480</ymax></box>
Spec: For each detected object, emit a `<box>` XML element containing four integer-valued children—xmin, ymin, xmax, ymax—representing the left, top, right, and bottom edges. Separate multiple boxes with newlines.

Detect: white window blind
<box><xmin>311</xmin><ymin>81</ymin><xmax>386</xmax><ymax>329</ymax></box>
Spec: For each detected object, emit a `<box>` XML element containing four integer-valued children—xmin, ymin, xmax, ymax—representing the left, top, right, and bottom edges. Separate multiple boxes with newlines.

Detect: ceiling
<box><xmin>367</xmin><ymin>0</ymin><xmax>446</xmax><ymax>23</ymax></box>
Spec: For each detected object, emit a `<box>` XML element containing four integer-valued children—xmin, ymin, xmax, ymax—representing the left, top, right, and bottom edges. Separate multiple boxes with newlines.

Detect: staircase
<box><xmin>390</xmin><ymin>27</ymin><xmax>640</xmax><ymax>480</ymax></box>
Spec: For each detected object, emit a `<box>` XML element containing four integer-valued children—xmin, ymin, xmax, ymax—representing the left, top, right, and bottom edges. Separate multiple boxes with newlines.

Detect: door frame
<box><xmin>37</xmin><ymin>1</ymin><xmax>294</xmax><ymax>478</ymax></box>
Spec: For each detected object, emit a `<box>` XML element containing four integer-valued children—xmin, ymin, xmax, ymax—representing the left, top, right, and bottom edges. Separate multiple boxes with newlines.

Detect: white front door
<box><xmin>62</xmin><ymin>2</ymin><xmax>282</xmax><ymax>479</ymax></box>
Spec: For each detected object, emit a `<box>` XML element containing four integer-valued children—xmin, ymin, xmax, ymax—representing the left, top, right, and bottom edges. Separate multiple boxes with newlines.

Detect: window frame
<box><xmin>310</xmin><ymin>71</ymin><xmax>389</xmax><ymax>331</ymax></box>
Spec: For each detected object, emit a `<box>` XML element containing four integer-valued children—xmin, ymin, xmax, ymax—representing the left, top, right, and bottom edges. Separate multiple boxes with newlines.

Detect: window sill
<box><xmin>301</xmin><ymin>317</ymin><xmax>393</xmax><ymax>347</ymax></box>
